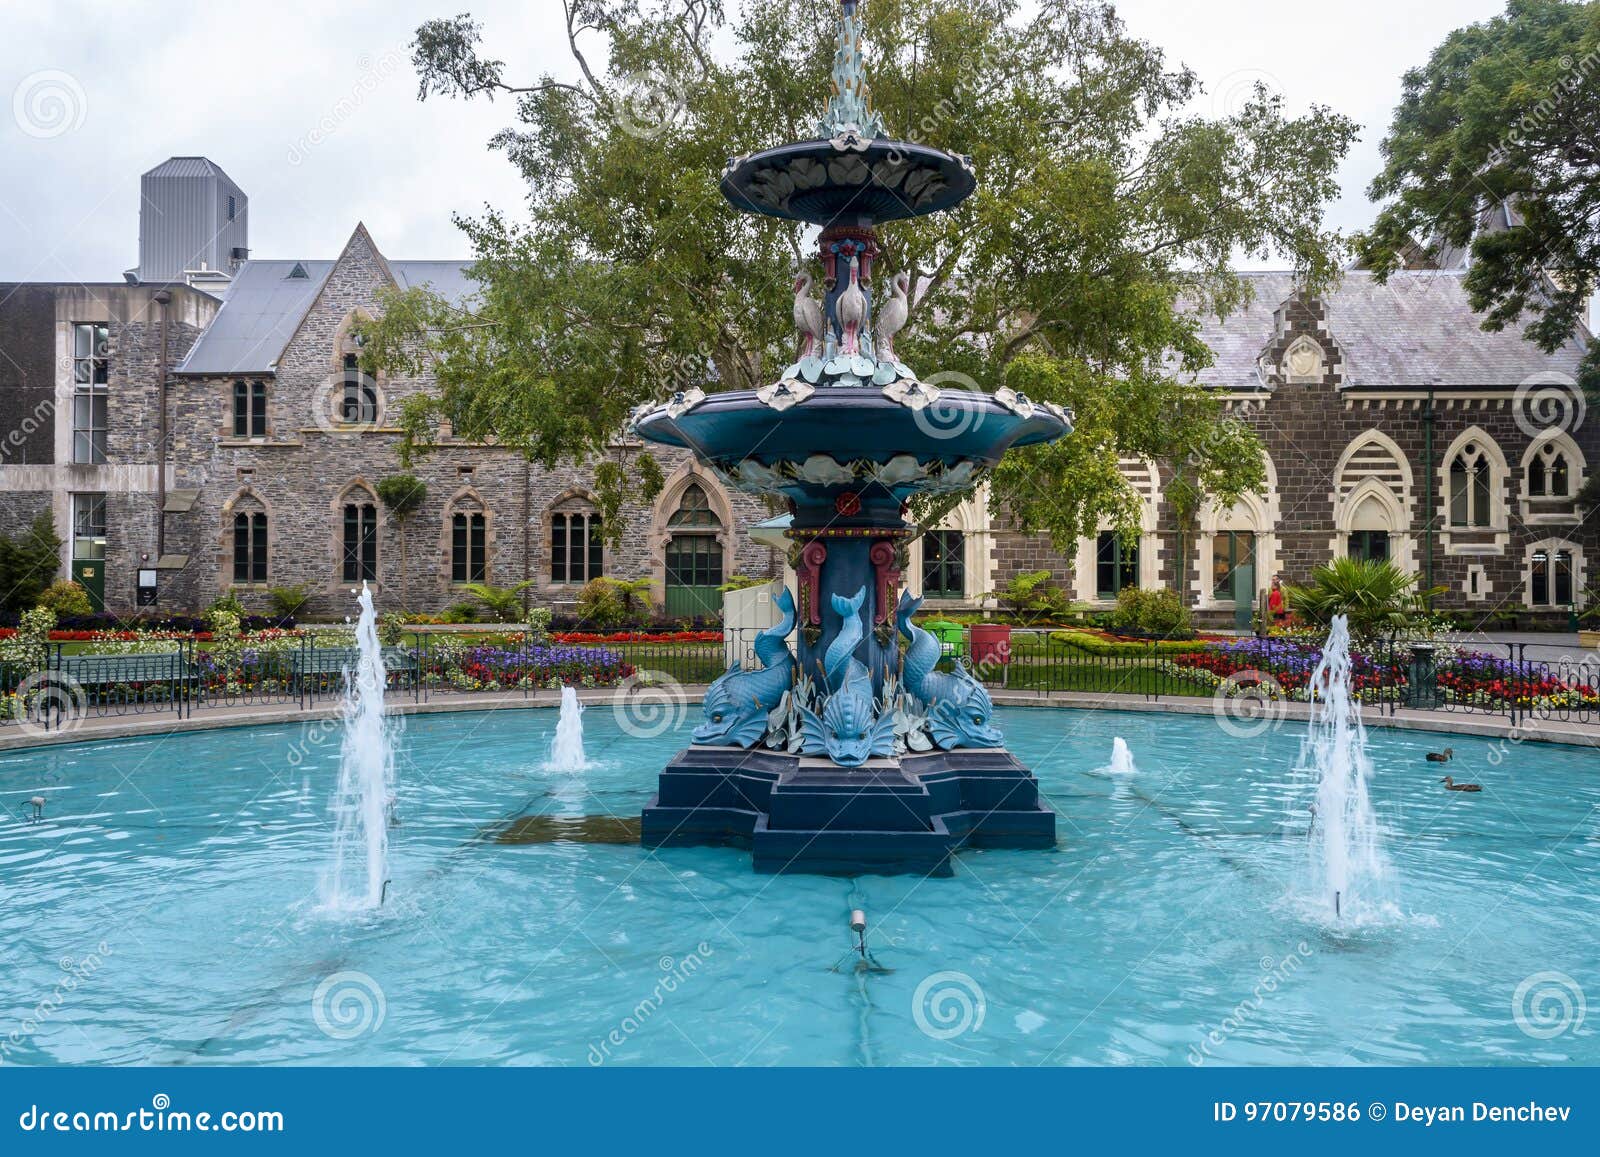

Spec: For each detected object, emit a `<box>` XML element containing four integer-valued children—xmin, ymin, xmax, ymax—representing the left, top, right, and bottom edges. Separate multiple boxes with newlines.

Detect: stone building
<box><xmin>1</xmin><ymin>156</ymin><xmax>1594</xmax><ymax>625</ymax></box>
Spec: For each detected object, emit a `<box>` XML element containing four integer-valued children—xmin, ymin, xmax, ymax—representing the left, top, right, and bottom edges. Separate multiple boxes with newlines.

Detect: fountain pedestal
<box><xmin>630</xmin><ymin>0</ymin><xmax>1071</xmax><ymax>876</ymax></box>
<box><xmin>642</xmin><ymin>747</ymin><xmax>1053</xmax><ymax>876</ymax></box>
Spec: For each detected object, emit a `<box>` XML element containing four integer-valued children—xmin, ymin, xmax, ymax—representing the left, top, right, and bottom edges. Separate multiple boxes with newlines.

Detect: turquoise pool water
<box><xmin>1</xmin><ymin>706</ymin><xmax>1595</xmax><ymax>1066</ymax></box>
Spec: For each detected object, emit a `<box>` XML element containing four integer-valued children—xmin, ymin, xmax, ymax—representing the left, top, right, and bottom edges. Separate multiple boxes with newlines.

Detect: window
<box><xmin>1211</xmin><ymin>531</ymin><xmax>1256</xmax><ymax>600</ymax></box>
<box><xmin>232</xmin><ymin>380</ymin><xmax>266</xmax><ymax>438</ymax></box>
<box><xmin>342</xmin><ymin>502</ymin><xmax>378</xmax><ymax>581</ymax></box>
<box><xmin>1095</xmin><ymin>531</ymin><xmax>1138</xmax><ymax>599</ymax></box>
<box><xmin>341</xmin><ymin>353</ymin><xmax>378</xmax><ymax>424</ymax></box>
<box><xmin>1448</xmin><ymin>442</ymin><xmax>1494</xmax><ymax>526</ymax></box>
<box><xmin>550</xmin><ymin>511</ymin><xmax>603</xmax><ymax>584</ymax></box>
<box><xmin>665</xmin><ymin>534</ymin><xmax>723</xmax><ymax>588</ymax></box>
<box><xmin>227</xmin><ymin>194</ymin><xmax>236</xmax><ymax>222</ymax></box>
<box><xmin>1348</xmin><ymin>530</ymin><xmax>1390</xmax><ymax>563</ymax></box>
<box><xmin>922</xmin><ymin>530</ymin><xmax>965</xmax><ymax>599</ymax></box>
<box><xmin>71</xmin><ymin>322</ymin><xmax>109</xmax><ymax>463</ymax></box>
<box><xmin>233</xmin><ymin>512</ymin><xmax>267</xmax><ymax>583</ymax></box>
<box><xmin>1530</xmin><ymin>549</ymin><xmax>1575</xmax><ymax>607</ymax></box>
<box><xmin>71</xmin><ymin>493</ymin><xmax>106</xmax><ymax>560</ymax></box>
<box><xmin>1527</xmin><ymin>444</ymin><xmax>1572</xmax><ymax>498</ymax></box>
<box><xmin>452</xmin><ymin>512</ymin><xmax>487</xmax><ymax>584</ymax></box>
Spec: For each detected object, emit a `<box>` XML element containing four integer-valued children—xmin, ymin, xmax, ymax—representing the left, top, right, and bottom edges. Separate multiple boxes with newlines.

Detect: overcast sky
<box><xmin>0</xmin><ymin>0</ymin><xmax>1509</xmax><ymax>282</ymax></box>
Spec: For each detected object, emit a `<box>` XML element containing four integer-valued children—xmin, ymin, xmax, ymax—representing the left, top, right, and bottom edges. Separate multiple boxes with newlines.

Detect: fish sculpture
<box><xmin>799</xmin><ymin>585</ymin><xmax>895</xmax><ymax>766</ymax></box>
<box><xmin>895</xmin><ymin>590</ymin><xmax>1003</xmax><ymax>749</ymax></box>
<box><xmin>692</xmin><ymin>589</ymin><xmax>796</xmax><ymax>747</ymax></box>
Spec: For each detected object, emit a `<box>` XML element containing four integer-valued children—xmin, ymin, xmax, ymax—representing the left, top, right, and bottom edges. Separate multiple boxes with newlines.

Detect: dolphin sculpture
<box><xmin>799</xmin><ymin>585</ymin><xmax>894</xmax><ymax>766</ymax></box>
<box><xmin>692</xmin><ymin>588</ymin><xmax>796</xmax><ymax>747</ymax></box>
<box><xmin>896</xmin><ymin>590</ymin><xmax>1003</xmax><ymax>749</ymax></box>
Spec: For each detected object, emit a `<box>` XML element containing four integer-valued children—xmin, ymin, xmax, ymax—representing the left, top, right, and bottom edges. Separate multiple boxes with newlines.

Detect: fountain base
<box><xmin>641</xmin><ymin>747</ymin><xmax>1055</xmax><ymax>876</ymax></box>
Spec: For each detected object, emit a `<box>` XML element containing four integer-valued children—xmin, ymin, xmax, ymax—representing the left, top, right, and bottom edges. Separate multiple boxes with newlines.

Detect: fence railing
<box><xmin>3</xmin><ymin>628</ymin><xmax>1596</xmax><ymax>733</ymax></box>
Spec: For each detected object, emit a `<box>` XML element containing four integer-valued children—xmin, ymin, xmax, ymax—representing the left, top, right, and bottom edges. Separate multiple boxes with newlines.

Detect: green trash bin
<box><xmin>924</xmin><ymin>620</ymin><xmax>967</xmax><ymax>662</ymax></box>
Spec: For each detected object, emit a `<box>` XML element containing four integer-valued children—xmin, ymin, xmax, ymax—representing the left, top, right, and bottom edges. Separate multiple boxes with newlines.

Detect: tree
<box><xmin>376</xmin><ymin>474</ymin><xmax>428</xmax><ymax>611</ymax></box>
<box><xmin>1285</xmin><ymin>558</ymin><xmax>1443</xmax><ymax>641</ymax></box>
<box><xmin>0</xmin><ymin>512</ymin><xmax>64</xmax><ymax>617</ymax></box>
<box><xmin>366</xmin><ymin>0</ymin><xmax>1357</xmax><ymax>551</ymax></box>
<box><xmin>1358</xmin><ymin>0</ymin><xmax>1600</xmax><ymax>393</ymax></box>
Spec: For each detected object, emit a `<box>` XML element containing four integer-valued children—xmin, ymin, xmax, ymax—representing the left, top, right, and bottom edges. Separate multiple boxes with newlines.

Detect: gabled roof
<box><xmin>1183</xmin><ymin>270</ymin><xmax>1589</xmax><ymax>389</ymax></box>
<box><xmin>175</xmin><ymin>226</ymin><xmax>474</xmax><ymax>376</ymax></box>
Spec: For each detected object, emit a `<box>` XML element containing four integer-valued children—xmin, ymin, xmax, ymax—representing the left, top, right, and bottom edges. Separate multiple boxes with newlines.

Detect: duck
<box><xmin>1441</xmin><ymin>776</ymin><xmax>1482</xmax><ymax>793</ymax></box>
<box><xmin>1424</xmin><ymin>746</ymin><xmax>1453</xmax><ymax>763</ymax></box>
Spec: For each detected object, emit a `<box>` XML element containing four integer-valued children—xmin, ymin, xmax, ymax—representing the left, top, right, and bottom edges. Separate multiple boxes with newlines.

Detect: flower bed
<box><xmin>551</xmin><ymin>630</ymin><xmax>722</xmax><ymax>644</ymax></box>
<box><xmin>421</xmin><ymin>642</ymin><xmax>633</xmax><ymax>692</ymax></box>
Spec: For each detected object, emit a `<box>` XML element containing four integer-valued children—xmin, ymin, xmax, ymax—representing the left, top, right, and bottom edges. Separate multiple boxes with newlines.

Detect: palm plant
<box><xmin>464</xmin><ymin>580</ymin><xmax>535</xmax><ymax>623</ymax></box>
<box><xmin>1285</xmin><ymin>558</ymin><xmax>1442</xmax><ymax>640</ymax></box>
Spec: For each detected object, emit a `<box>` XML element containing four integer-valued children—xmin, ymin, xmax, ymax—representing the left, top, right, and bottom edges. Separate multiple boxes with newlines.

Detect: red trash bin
<box><xmin>968</xmin><ymin>624</ymin><xmax>1013</xmax><ymax>677</ymax></box>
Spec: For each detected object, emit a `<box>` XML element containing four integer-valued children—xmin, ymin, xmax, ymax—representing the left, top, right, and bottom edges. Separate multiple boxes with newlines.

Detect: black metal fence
<box><xmin>3</xmin><ymin>627</ymin><xmax>1596</xmax><ymax>734</ymax></box>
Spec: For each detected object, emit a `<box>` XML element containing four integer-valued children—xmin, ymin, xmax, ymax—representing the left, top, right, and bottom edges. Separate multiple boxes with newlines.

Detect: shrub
<box><xmin>1049</xmin><ymin>630</ymin><xmax>1202</xmax><ymax>656</ymax></box>
<box><xmin>443</xmin><ymin>601</ymin><xmax>479</xmax><ymax>624</ymax></box>
<box><xmin>267</xmin><ymin>582</ymin><xmax>312</xmax><ymax>624</ymax></box>
<box><xmin>209</xmin><ymin>591</ymin><xmax>247</xmax><ymax>618</ymax></box>
<box><xmin>576</xmin><ymin>578</ymin><xmax>628</xmax><ymax>629</ymax></box>
<box><xmin>0</xmin><ymin>512</ymin><xmax>64</xmax><ymax>616</ymax></box>
<box><xmin>464</xmin><ymin>580</ymin><xmax>534</xmax><ymax>623</ymax></box>
<box><xmin>993</xmin><ymin>570</ymin><xmax>1073</xmax><ymax>622</ymax></box>
<box><xmin>1285</xmin><ymin>558</ymin><xmax>1442</xmax><ymax>641</ymax></box>
<box><xmin>35</xmin><ymin>580</ymin><xmax>93</xmax><ymax>617</ymax></box>
<box><xmin>1111</xmin><ymin>587</ymin><xmax>1191</xmax><ymax>638</ymax></box>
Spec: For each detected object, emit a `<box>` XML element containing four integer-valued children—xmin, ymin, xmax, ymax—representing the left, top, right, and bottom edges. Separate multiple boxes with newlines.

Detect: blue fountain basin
<box><xmin>633</xmin><ymin>387</ymin><xmax>1069</xmax><ymax>507</ymax></box>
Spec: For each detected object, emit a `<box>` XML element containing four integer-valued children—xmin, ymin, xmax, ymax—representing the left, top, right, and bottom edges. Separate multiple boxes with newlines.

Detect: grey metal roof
<box><xmin>175</xmin><ymin>257</ymin><xmax>475</xmax><ymax>375</ymax></box>
<box><xmin>1183</xmin><ymin>270</ymin><xmax>1589</xmax><ymax>389</ymax></box>
<box><xmin>143</xmin><ymin>156</ymin><xmax>232</xmax><ymax>180</ymax></box>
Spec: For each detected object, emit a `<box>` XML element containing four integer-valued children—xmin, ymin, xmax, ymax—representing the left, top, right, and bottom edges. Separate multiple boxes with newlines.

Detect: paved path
<box><xmin>3</xmin><ymin>684</ymin><xmax>1595</xmax><ymax>752</ymax></box>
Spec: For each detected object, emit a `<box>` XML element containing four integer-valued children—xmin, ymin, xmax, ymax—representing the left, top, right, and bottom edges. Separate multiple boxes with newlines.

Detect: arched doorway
<box><xmin>663</xmin><ymin>483</ymin><xmax>725</xmax><ymax>619</ymax></box>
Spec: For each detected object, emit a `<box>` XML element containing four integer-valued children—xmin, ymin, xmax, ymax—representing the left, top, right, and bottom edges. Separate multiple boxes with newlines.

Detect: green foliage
<box><xmin>1358</xmin><ymin>0</ymin><xmax>1600</xmax><ymax>391</ymax></box>
<box><xmin>0</xmin><ymin>512</ymin><xmax>64</xmax><ymax>617</ymax></box>
<box><xmin>0</xmin><ymin>607</ymin><xmax>56</xmax><ymax>672</ymax></box>
<box><xmin>464</xmin><ymin>580</ymin><xmax>535</xmax><ymax>622</ymax></box>
<box><xmin>209</xmin><ymin>591</ymin><xmax>247</xmax><ymax>619</ymax></box>
<box><xmin>443</xmin><ymin>601</ymin><xmax>480</xmax><ymax>624</ymax></box>
<box><xmin>992</xmin><ymin>570</ymin><xmax>1072</xmax><ymax>622</ymax></box>
<box><xmin>523</xmin><ymin>606</ymin><xmax>553</xmax><ymax>646</ymax></box>
<box><xmin>576</xmin><ymin>578</ymin><xmax>626</xmax><ymax>629</ymax></box>
<box><xmin>267</xmin><ymin>583</ymin><xmax>313</xmax><ymax>623</ymax></box>
<box><xmin>1049</xmin><ymin>630</ymin><xmax>1202</xmax><ymax>657</ymax></box>
<box><xmin>1285</xmin><ymin>557</ymin><xmax>1444</xmax><ymax>640</ymax></box>
<box><xmin>381</xmin><ymin>0</ymin><xmax>1354</xmax><ymax>544</ymax></box>
<box><xmin>718</xmin><ymin>574</ymin><xmax>771</xmax><ymax>593</ymax></box>
<box><xmin>1112</xmin><ymin>587</ymin><xmax>1193</xmax><ymax>638</ymax></box>
<box><xmin>376</xmin><ymin>474</ymin><xmax>428</xmax><ymax>520</ymax></box>
<box><xmin>378</xmin><ymin>612</ymin><xmax>409</xmax><ymax>647</ymax></box>
<box><xmin>1577</xmin><ymin>471</ymin><xmax>1600</xmax><ymax>512</ymax></box>
<box><xmin>35</xmin><ymin>579</ymin><xmax>92</xmax><ymax>618</ymax></box>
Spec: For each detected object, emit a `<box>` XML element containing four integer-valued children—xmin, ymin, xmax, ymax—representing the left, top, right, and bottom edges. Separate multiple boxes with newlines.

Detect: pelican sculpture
<box><xmin>835</xmin><ymin>254</ymin><xmax>867</xmax><ymax>356</ymax></box>
<box><xmin>873</xmin><ymin>271</ymin><xmax>910</xmax><ymax>362</ymax></box>
<box><xmin>793</xmin><ymin>271</ymin><xmax>825</xmax><ymax>359</ymax></box>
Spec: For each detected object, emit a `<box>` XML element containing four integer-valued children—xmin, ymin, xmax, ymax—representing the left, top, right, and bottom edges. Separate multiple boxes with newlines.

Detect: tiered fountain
<box><xmin>633</xmin><ymin>0</ymin><xmax>1072</xmax><ymax>875</ymax></box>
